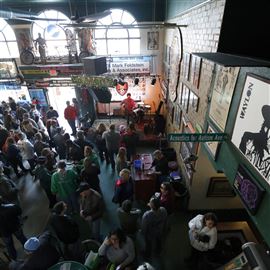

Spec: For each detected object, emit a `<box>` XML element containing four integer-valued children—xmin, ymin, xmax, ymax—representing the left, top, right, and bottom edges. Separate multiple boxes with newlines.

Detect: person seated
<box><xmin>112</xmin><ymin>169</ymin><xmax>134</xmax><ymax>205</ymax></box>
<box><xmin>117</xmin><ymin>200</ymin><xmax>141</xmax><ymax>238</ymax></box>
<box><xmin>9</xmin><ymin>232</ymin><xmax>60</xmax><ymax>270</ymax></box>
<box><xmin>98</xmin><ymin>228</ymin><xmax>135</xmax><ymax>270</ymax></box>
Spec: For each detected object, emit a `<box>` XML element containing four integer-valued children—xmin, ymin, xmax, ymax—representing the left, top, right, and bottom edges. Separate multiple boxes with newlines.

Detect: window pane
<box><xmin>95</xmin><ymin>40</ymin><xmax>107</xmax><ymax>55</ymax></box>
<box><xmin>122</xmin><ymin>11</ymin><xmax>136</xmax><ymax>25</ymax></box>
<box><xmin>7</xmin><ymin>42</ymin><xmax>20</xmax><ymax>57</ymax></box>
<box><xmin>0</xmin><ymin>42</ymin><xmax>9</xmax><ymax>58</ymax></box>
<box><xmin>0</xmin><ymin>19</ymin><xmax>6</xmax><ymax>31</ymax></box>
<box><xmin>32</xmin><ymin>10</ymin><xmax>70</xmax><ymax>57</ymax></box>
<box><xmin>108</xmin><ymin>39</ymin><xmax>128</xmax><ymax>55</ymax></box>
<box><xmin>107</xmin><ymin>28</ymin><xmax>128</xmax><ymax>38</ymax></box>
<box><xmin>47</xmin><ymin>40</ymin><xmax>67</xmax><ymax>56</ymax></box>
<box><xmin>95</xmin><ymin>29</ymin><xmax>106</xmax><ymax>39</ymax></box>
<box><xmin>2</xmin><ymin>24</ymin><xmax>16</xmax><ymax>40</ymax></box>
<box><xmin>111</xmin><ymin>9</ymin><xmax>123</xmax><ymax>22</ymax></box>
<box><xmin>129</xmin><ymin>39</ymin><xmax>140</xmax><ymax>54</ymax></box>
<box><xmin>98</xmin><ymin>15</ymin><xmax>112</xmax><ymax>26</ymax></box>
<box><xmin>128</xmin><ymin>28</ymin><xmax>140</xmax><ymax>38</ymax></box>
<box><xmin>0</xmin><ymin>32</ymin><xmax>5</xmax><ymax>41</ymax></box>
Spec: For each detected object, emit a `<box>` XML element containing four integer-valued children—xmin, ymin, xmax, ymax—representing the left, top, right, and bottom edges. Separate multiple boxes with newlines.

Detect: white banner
<box><xmin>108</xmin><ymin>62</ymin><xmax>150</xmax><ymax>74</ymax></box>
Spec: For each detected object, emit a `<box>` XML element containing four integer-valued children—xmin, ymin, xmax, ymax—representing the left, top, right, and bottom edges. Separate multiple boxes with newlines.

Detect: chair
<box><xmin>81</xmin><ymin>239</ymin><xmax>101</xmax><ymax>253</ymax></box>
<box><xmin>48</xmin><ymin>260</ymin><xmax>88</xmax><ymax>270</ymax></box>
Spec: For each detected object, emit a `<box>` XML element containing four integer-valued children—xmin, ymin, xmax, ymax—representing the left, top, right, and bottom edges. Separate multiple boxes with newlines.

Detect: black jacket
<box><xmin>0</xmin><ymin>203</ymin><xmax>22</xmax><ymax>237</ymax></box>
<box><xmin>49</xmin><ymin>214</ymin><xmax>80</xmax><ymax>244</ymax></box>
<box><xmin>13</xmin><ymin>231</ymin><xmax>60</xmax><ymax>270</ymax></box>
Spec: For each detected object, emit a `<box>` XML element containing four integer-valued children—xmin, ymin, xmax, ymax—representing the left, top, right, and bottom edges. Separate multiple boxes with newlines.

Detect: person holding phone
<box><xmin>98</xmin><ymin>228</ymin><xmax>135</xmax><ymax>270</ymax></box>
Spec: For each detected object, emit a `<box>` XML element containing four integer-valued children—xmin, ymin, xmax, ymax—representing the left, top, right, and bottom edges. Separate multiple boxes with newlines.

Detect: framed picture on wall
<box><xmin>205</xmin><ymin>123</ymin><xmax>221</xmax><ymax>160</ymax></box>
<box><xmin>234</xmin><ymin>165</ymin><xmax>265</xmax><ymax>215</ymax></box>
<box><xmin>147</xmin><ymin>31</ymin><xmax>159</xmax><ymax>50</ymax></box>
<box><xmin>174</xmin><ymin>104</ymin><xmax>182</xmax><ymax>128</ymax></box>
<box><xmin>207</xmin><ymin>177</ymin><xmax>235</xmax><ymax>197</ymax></box>
<box><xmin>231</xmin><ymin>74</ymin><xmax>270</xmax><ymax>185</ymax></box>
<box><xmin>180</xmin><ymin>84</ymin><xmax>190</xmax><ymax>113</ymax></box>
<box><xmin>209</xmin><ymin>65</ymin><xmax>240</xmax><ymax>131</ymax></box>
<box><xmin>182</xmin><ymin>52</ymin><xmax>191</xmax><ymax>80</ymax></box>
<box><xmin>189</xmin><ymin>55</ymin><xmax>202</xmax><ymax>89</ymax></box>
<box><xmin>188</xmin><ymin>91</ymin><xmax>200</xmax><ymax>112</ymax></box>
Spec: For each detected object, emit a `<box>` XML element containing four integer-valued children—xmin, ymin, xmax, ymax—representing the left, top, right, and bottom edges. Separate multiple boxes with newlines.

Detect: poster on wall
<box><xmin>232</xmin><ymin>74</ymin><xmax>270</xmax><ymax>185</ymax></box>
<box><xmin>168</xmin><ymin>28</ymin><xmax>182</xmax><ymax>102</ymax></box>
<box><xmin>147</xmin><ymin>31</ymin><xmax>159</xmax><ymax>50</ymax></box>
<box><xmin>234</xmin><ymin>165</ymin><xmax>265</xmax><ymax>215</ymax></box>
<box><xmin>209</xmin><ymin>66</ymin><xmax>240</xmax><ymax>131</ymax></box>
<box><xmin>189</xmin><ymin>55</ymin><xmax>202</xmax><ymax>89</ymax></box>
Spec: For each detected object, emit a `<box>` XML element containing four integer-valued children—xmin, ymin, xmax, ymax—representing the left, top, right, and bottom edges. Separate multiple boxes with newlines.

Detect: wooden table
<box><xmin>132</xmin><ymin>154</ymin><xmax>156</xmax><ymax>203</ymax></box>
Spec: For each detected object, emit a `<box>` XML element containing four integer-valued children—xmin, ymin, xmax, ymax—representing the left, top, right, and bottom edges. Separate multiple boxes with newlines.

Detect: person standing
<box><xmin>185</xmin><ymin>212</ymin><xmax>218</xmax><ymax>268</ymax></box>
<box><xmin>112</xmin><ymin>169</ymin><xmax>134</xmax><ymax>205</ymax></box>
<box><xmin>102</xmin><ymin>124</ymin><xmax>121</xmax><ymax>171</ymax></box>
<box><xmin>121</xmin><ymin>93</ymin><xmax>136</xmax><ymax>124</ymax></box>
<box><xmin>77</xmin><ymin>182</ymin><xmax>104</xmax><ymax>240</ymax></box>
<box><xmin>46</xmin><ymin>106</ymin><xmax>59</xmax><ymax>120</ymax></box>
<box><xmin>141</xmin><ymin>197</ymin><xmax>167</xmax><ymax>258</ymax></box>
<box><xmin>51</xmin><ymin>160</ymin><xmax>79</xmax><ymax>214</ymax></box>
<box><xmin>33</xmin><ymin>156</ymin><xmax>56</xmax><ymax>209</ymax></box>
<box><xmin>64</xmin><ymin>101</ymin><xmax>77</xmax><ymax>136</ymax></box>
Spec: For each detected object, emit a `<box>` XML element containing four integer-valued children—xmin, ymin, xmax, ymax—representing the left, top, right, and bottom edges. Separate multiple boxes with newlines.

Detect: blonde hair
<box><xmin>119</xmin><ymin>168</ymin><xmax>130</xmax><ymax>180</ymax></box>
<box><xmin>117</xmin><ymin>147</ymin><xmax>127</xmax><ymax>162</ymax></box>
<box><xmin>97</xmin><ymin>123</ymin><xmax>106</xmax><ymax>133</ymax></box>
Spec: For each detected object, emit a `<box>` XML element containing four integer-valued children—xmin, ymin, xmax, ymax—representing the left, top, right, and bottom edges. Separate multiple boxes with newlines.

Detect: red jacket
<box><xmin>64</xmin><ymin>105</ymin><xmax>77</xmax><ymax>120</ymax></box>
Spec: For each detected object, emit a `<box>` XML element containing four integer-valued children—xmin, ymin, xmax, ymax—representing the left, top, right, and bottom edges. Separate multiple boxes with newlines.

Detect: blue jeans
<box><xmin>67</xmin><ymin>120</ymin><xmax>77</xmax><ymax>135</ymax></box>
<box><xmin>108</xmin><ymin>149</ymin><xmax>118</xmax><ymax>170</ymax></box>
<box><xmin>63</xmin><ymin>192</ymin><xmax>79</xmax><ymax>214</ymax></box>
<box><xmin>2</xmin><ymin>228</ymin><xmax>27</xmax><ymax>259</ymax></box>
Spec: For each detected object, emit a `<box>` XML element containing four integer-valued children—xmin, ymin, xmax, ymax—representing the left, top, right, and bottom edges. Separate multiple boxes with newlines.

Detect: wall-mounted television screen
<box><xmin>234</xmin><ymin>165</ymin><xmax>265</xmax><ymax>215</ymax></box>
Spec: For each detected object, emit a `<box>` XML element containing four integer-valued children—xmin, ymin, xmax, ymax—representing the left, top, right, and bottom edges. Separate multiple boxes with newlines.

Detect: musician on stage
<box><xmin>121</xmin><ymin>93</ymin><xmax>136</xmax><ymax>124</ymax></box>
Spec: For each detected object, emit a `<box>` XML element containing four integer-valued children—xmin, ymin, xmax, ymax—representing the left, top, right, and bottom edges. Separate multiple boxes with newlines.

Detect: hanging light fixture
<box><xmin>151</xmin><ymin>77</ymin><xmax>156</xmax><ymax>86</ymax></box>
<box><xmin>134</xmin><ymin>77</ymin><xmax>139</xmax><ymax>85</ymax></box>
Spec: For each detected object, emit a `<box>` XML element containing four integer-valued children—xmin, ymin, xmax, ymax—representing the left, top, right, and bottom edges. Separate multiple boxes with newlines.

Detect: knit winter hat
<box><xmin>24</xmin><ymin>237</ymin><xmax>40</xmax><ymax>252</ymax></box>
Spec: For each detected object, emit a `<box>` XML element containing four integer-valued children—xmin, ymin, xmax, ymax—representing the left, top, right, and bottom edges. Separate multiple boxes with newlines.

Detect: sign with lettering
<box><xmin>232</xmin><ymin>73</ymin><xmax>270</xmax><ymax>185</ymax></box>
<box><xmin>168</xmin><ymin>133</ymin><xmax>227</xmax><ymax>142</ymax></box>
<box><xmin>108</xmin><ymin>62</ymin><xmax>150</xmax><ymax>74</ymax></box>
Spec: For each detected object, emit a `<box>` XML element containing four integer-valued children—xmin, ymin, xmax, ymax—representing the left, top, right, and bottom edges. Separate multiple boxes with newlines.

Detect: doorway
<box><xmin>47</xmin><ymin>86</ymin><xmax>76</xmax><ymax>134</ymax></box>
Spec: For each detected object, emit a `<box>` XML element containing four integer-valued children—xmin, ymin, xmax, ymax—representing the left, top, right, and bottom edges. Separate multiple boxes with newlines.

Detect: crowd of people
<box><xmin>0</xmin><ymin>96</ymin><xmax>218</xmax><ymax>270</ymax></box>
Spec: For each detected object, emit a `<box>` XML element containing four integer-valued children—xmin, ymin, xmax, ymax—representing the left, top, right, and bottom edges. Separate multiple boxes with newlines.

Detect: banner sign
<box><xmin>19</xmin><ymin>64</ymin><xmax>84</xmax><ymax>79</ymax></box>
<box><xmin>108</xmin><ymin>62</ymin><xmax>150</xmax><ymax>74</ymax></box>
<box><xmin>168</xmin><ymin>133</ymin><xmax>227</xmax><ymax>142</ymax></box>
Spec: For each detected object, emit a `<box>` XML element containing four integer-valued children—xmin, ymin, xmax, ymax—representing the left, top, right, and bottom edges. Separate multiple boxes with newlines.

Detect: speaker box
<box><xmin>83</xmin><ymin>56</ymin><xmax>107</xmax><ymax>75</ymax></box>
<box><xmin>90</xmin><ymin>87</ymin><xmax>112</xmax><ymax>103</ymax></box>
